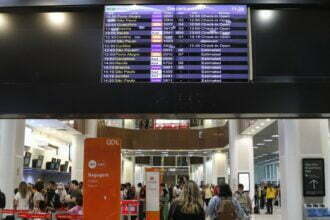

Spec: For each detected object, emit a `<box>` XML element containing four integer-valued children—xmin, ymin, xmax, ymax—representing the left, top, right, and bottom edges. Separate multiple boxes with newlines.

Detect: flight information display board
<box><xmin>102</xmin><ymin>5</ymin><xmax>249</xmax><ymax>83</ymax></box>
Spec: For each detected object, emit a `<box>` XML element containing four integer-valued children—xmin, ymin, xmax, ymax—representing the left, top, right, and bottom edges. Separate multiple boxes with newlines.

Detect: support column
<box><xmin>85</xmin><ymin>119</ymin><xmax>98</xmax><ymax>138</ymax></box>
<box><xmin>71</xmin><ymin>120</ymin><xmax>97</xmax><ymax>182</ymax></box>
<box><xmin>229</xmin><ymin>120</ymin><xmax>255</xmax><ymax>199</ymax></box>
<box><xmin>279</xmin><ymin>119</ymin><xmax>329</xmax><ymax>220</ymax></box>
<box><xmin>203</xmin><ymin>157</ymin><xmax>207</xmax><ymax>184</ymax></box>
<box><xmin>0</xmin><ymin>120</ymin><xmax>25</xmax><ymax>209</ymax></box>
<box><xmin>71</xmin><ymin>135</ymin><xmax>85</xmax><ymax>181</ymax></box>
<box><xmin>212</xmin><ymin>152</ymin><xmax>228</xmax><ymax>185</ymax></box>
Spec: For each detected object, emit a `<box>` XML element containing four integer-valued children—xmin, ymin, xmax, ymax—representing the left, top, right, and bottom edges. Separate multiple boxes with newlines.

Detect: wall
<box><xmin>211</xmin><ymin>152</ymin><xmax>228</xmax><ymax>185</ymax></box>
<box><xmin>134</xmin><ymin>165</ymin><xmax>146</xmax><ymax>186</ymax></box>
<box><xmin>254</xmin><ymin>162</ymin><xmax>279</xmax><ymax>184</ymax></box>
<box><xmin>191</xmin><ymin>164</ymin><xmax>204</xmax><ymax>186</ymax></box>
<box><xmin>122</xmin><ymin>157</ymin><xmax>134</xmax><ymax>184</ymax></box>
<box><xmin>24</xmin><ymin>127</ymin><xmax>71</xmax><ymax>169</ymax></box>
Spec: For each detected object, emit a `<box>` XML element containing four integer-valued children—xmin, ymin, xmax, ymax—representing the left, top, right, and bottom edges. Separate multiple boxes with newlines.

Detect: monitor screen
<box><xmin>252</xmin><ymin>9</ymin><xmax>330</xmax><ymax>82</ymax></box>
<box><xmin>102</xmin><ymin>5</ymin><xmax>249</xmax><ymax>83</ymax></box>
<box><xmin>0</xmin><ymin>8</ymin><xmax>103</xmax><ymax>84</ymax></box>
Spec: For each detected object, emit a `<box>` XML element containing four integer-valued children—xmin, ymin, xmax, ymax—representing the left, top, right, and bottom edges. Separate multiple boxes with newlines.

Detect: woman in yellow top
<box><xmin>266</xmin><ymin>184</ymin><xmax>276</xmax><ymax>214</ymax></box>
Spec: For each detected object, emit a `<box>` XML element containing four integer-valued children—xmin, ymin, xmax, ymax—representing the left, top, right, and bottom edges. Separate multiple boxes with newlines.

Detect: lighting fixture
<box><xmin>258</xmin><ymin>10</ymin><xmax>275</xmax><ymax>23</ymax></box>
<box><xmin>256</xmin><ymin>126</ymin><xmax>260</xmax><ymax>129</ymax></box>
<box><xmin>47</xmin><ymin>12</ymin><xmax>66</xmax><ymax>25</ymax></box>
<box><xmin>256</xmin><ymin>143</ymin><xmax>265</xmax><ymax>146</ymax></box>
<box><xmin>264</xmin><ymin>139</ymin><xmax>273</xmax><ymax>142</ymax></box>
<box><xmin>272</xmin><ymin>134</ymin><xmax>279</xmax><ymax>138</ymax></box>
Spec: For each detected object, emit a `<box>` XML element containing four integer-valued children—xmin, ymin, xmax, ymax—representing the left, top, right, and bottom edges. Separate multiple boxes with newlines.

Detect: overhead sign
<box><xmin>84</xmin><ymin>138</ymin><xmax>121</xmax><ymax>220</ymax></box>
<box><xmin>303</xmin><ymin>158</ymin><xmax>325</xmax><ymax>197</ymax></box>
<box><xmin>146</xmin><ymin>168</ymin><xmax>160</xmax><ymax>220</ymax></box>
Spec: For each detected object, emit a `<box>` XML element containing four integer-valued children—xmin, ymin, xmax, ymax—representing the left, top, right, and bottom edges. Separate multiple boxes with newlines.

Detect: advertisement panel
<box><xmin>146</xmin><ymin>168</ymin><xmax>160</xmax><ymax>220</ymax></box>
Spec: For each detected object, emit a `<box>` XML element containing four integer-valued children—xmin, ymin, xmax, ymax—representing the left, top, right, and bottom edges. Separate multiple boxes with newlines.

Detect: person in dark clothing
<box><xmin>168</xmin><ymin>180</ymin><xmax>205</xmax><ymax>220</ymax></box>
<box><xmin>46</xmin><ymin>181</ymin><xmax>61</xmax><ymax>210</ymax></box>
<box><xmin>66</xmin><ymin>180</ymin><xmax>82</xmax><ymax>209</ymax></box>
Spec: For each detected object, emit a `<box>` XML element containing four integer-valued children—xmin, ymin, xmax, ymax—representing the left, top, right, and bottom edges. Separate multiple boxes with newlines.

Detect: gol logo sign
<box><xmin>88</xmin><ymin>160</ymin><xmax>97</xmax><ymax>169</ymax></box>
<box><xmin>106</xmin><ymin>139</ymin><xmax>120</xmax><ymax>146</ymax></box>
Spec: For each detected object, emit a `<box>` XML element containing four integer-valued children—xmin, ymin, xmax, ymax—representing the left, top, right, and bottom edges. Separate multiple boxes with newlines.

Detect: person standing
<box><xmin>159</xmin><ymin>184</ymin><xmax>169</xmax><ymax>220</ymax></box>
<box><xmin>266</xmin><ymin>184</ymin><xmax>276</xmax><ymax>214</ymax></box>
<box><xmin>234</xmin><ymin>184</ymin><xmax>252</xmax><ymax>216</ymax></box>
<box><xmin>66</xmin><ymin>180</ymin><xmax>82</xmax><ymax>209</ymax></box>
<box><xmin>33</xmin><ymin>181</ymin><xmax>45</xmax><ymax>210</ymax></box>
<box><xmin>14</xmin><ymin>181</ymin><xmax>31</xmax><ymax>210</ymax></box>
<box><xmin>204</xmin><ymin>185</ymin><xmax>213</xmax><ymax>207</ymax></box>
<box><xmin>260</xmin><ymin>184</ymin><xmax>266</xmax><ymax>210</ymax></box>
<box><xmin>55</xmin><ymin>183</ymin><xmax>68</xmax><ymax>205</ymax></box>
<box><xmin>0</xmin><ymin>188</ymin><xmax>5</xmax><ymax>220</ymax></box>
<box><xmin>207</xmin><ymin>184</ymin><xmax>246</xmax><ymax>220</ymax></box>
<box><xmin>168</xmin><ymin>180</ymin><xmax>205</xmax><ymax>220</ymax></box>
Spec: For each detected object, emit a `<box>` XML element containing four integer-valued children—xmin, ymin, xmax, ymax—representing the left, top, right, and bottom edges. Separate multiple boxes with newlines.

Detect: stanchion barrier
<box><xmin>121</xmin><ymin>200</ymin><xmax>139</xmax><ymax>216</ymax></box>
<box><xmin>18</xmin><ymin>212</ymin><xmax>51</xmax><ymax>219</ymax></box>
<box><xmin>0</xmin><ymin>209</ymin><xmax>30</xmax><ymax>215</ymax></box>
<box><xmin>56</xmin><ymin>214</ymin><xmax>83</xmax><ymax>220</ymax></box>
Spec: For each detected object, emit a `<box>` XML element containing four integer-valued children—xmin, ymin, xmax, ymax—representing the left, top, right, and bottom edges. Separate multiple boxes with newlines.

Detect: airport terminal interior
<box><xmin>0</xmin><ymin>119</ymin><xmax>329</xmax><ymax>220</ymax></box>
<box><xmin>1</xmin><ymin>1</ymin><xmax>330</xmax><ymax>220</ymax></box>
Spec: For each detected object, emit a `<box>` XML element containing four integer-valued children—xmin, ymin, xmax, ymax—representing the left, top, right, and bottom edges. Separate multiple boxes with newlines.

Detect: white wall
<box><xmin>191</xmin><ymin>164</ymin><xmax>204</xmax><ymax>186</ymax></box>
<box><xmin>122</xmin><ymin>158</ymin><xmax>134</xmax><ymax>184</ymax></box>
<box><xmin>24</xmin><ymin>128</ymin><xmax>71</xmax><ymax>169</ymax></box>
<box><xmin>135</xmin><ymin>165</ymin><xmax>146</xmax><ymax>186</ymax></box>
<box><xmin>211</xmin><ymin>152</ymin><xmax>228</xmax><ymax>185</ymax></box>
<box><xmin>124</xmin><ymin>120</ymin><xmax>137</xmax><ymax>129</ymax></box>
<box><xmin>203</xmin><ymin>120</ymin><xmax>226</xmax><ymax>128</ymax></box>
<box><xmin>205</xmin><ymin>159</ymin><xmax>213</xmax><ymax>184</ymax></box>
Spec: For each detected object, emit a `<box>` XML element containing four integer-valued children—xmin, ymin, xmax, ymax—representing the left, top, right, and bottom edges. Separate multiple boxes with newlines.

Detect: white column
<box><xmin>85</xmin><ymin>119</ymin><xmax>98</xmax><ymax>138</ymax></box>
<box><xmin>203</xmin><ymin>157</ymin><xmax>207</xmax><ymax>184</ymax></box>
<box><xmin>229</xmin><ymin>120</ymin><xmax>255</xmax><ymax>199</ymax></box>
<box><xmin>212</xmin><ymin>152</ymin><xmax>227</xmax><ymax>185</ymax></box>
<box><xmin>0</xmin><ymin>120</ymin><xmax>25</xmax><ymax>208</ymax></box>
<box><xmin>71</xmin><ymin>120</ymin><xmax>97</xmax><ymax>182</ymax></box>
<box><xmin>71</xmin><ymin>135</ymin><xmax>85</xmax><ymax>181</ymax></box>
<box><xmin>279</xmin><ymin>119</ymin><xmax>329</xmax><ymax>220</ymax></box>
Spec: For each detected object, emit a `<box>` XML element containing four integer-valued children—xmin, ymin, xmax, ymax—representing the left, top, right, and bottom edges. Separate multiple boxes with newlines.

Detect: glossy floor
<box><xmin>252</xmin><ymin>208</ymin><xmax>282</xmax><ymax>220</ymax></box>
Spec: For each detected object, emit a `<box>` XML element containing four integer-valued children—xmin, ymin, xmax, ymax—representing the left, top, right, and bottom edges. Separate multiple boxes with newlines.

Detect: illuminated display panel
<box><xmin>102</xmin><ymin>5</ymin><xmax>249</xmax><ymax>83</ymax></box>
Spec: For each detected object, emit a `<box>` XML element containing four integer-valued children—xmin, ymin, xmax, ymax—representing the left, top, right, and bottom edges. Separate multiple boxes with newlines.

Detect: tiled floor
<box><xmin>252</xmin><ymin>208</ymin><xmax>282</xmax><ymax>220</ymax></box>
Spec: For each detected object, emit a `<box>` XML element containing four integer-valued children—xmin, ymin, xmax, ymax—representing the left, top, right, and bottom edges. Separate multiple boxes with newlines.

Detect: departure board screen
<box><xmin>102</xmin><ymin>5</ymin><xmax>249</xmax><ymax>83</ymax></box>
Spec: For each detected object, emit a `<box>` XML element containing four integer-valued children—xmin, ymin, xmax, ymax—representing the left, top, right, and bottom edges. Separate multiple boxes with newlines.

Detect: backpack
<box><xmin>218</xmin><ymin>199</ymin><xmax>237</xmax><ymax>220</ymax></box>
<box><xmin>0</xmin><ymin>191</ymin><xmax>6</xmax><ymax>209</ymax></box>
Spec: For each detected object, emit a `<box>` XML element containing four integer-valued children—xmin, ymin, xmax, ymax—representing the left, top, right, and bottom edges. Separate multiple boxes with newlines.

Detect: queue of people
<box><xmin>255</xmin><ymin>183</ymin><xmax>281</xmax><ymax>215</ymax></box>
<box><xmin>0</xmin><ymin>180</ymin><xmax>83</xmax><ymax>219</ymax></box>
<box><xmin>1</xmin><ymin>178</ymin><xmax>280</xmax><ymax>220</ymax></box>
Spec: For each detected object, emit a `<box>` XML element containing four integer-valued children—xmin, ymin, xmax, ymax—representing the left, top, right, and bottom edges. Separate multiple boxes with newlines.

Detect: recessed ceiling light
<box><xmin>272</xmin><ymin>134</ymin><xmax>279</xmax><ymax>138</ymax></box>
<box><xmin>266</xmin><ymin>119</ymin><xmax>271</xmax><ymax>122</ymax></box>
<box><xmin>256</xmin><ymin>126</ymin><xmax>260</xmax><ymax>129</ymax></box>
<box><xmin>260</xmin><ymin>123</ymin><xmax>265</xmax><ymax>126</ymax></box>
<box><xmin>257</xmin><ymin>143</ymin><xmax>265</xmax><ymax>146</ymax></box>
<box><xmin>264</xmin><ymin>139</ymin><xmax>273</xmax><ymax>142</ymax></box>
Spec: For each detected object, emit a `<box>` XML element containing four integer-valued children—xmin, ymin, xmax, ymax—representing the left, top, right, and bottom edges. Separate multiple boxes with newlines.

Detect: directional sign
<box><xmin>302</xmin><ymin>159</ymin><xmax>325</xmax><ymax>197</ymax></box>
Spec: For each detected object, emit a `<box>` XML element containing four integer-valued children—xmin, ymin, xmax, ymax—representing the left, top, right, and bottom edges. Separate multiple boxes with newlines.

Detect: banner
<box><xmin>146</xmin><ymin>168</ymin><xmax>160</xmax><ymax>220</ymax></box>
<box><xmin>84</xmin><ymin>138</ymin><xmax>121</xmax><ymax>220</ymax></box>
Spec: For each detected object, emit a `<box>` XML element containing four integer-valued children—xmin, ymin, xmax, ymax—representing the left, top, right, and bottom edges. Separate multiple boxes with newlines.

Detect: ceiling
<box><xmin>26</xmin><ymin>119</ymin><xmax>81</xmax><ymax>144</ymax></box>
<box><xmin>253</xmin><ymin>121</ymin><xmax>279</xmax><ymax>165</ymax></box>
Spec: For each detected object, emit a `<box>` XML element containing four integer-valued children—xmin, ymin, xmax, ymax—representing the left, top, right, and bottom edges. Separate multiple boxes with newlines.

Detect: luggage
<box><xmin>254</xmin><ymin>205</ymin><xmax>260</xmax><ymax>214</ymax></box>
